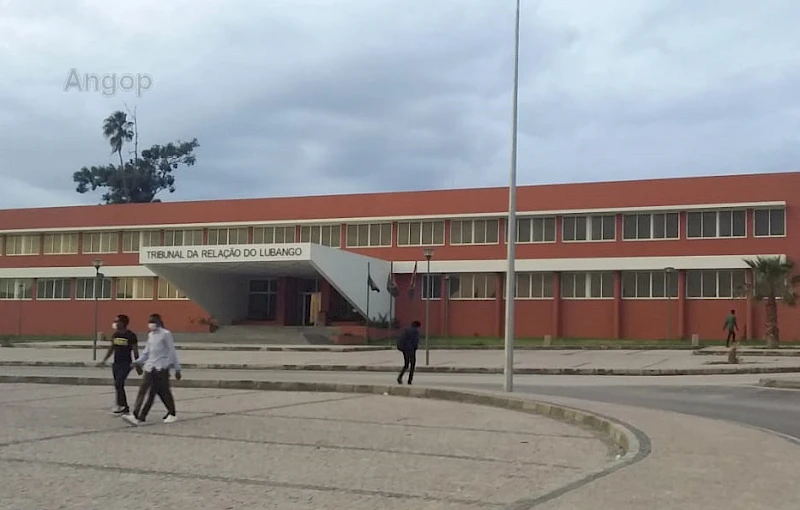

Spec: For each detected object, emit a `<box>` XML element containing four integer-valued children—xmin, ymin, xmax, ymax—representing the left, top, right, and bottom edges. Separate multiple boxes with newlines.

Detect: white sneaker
<box><xmin>122</xmin><ymin>414</ymin><xmax>142</xmax><ymax>426</ymax></box>
<box><xmin>163</xmin><ymin>414</ymin><xmax>177</xmax><ymax>424</ymax></box>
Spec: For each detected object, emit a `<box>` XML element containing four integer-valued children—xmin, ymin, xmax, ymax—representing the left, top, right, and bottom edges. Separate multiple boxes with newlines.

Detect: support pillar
<box><xmin>551</xmin><ymin>272</ymin><xmax>561</xmax><ymax>338</ymax></box>
<box><xmin>613</xmin><ymin>270</ymin><xmax>622</xmax><ymax>340</ymax></box>
<box><xmin>678</xmin><ymin>270</ymin><xmax>687</xmax><ymax>340</ymax></box>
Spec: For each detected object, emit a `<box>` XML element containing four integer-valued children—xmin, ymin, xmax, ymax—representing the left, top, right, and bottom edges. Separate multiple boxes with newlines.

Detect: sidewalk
<box><xmin>3</xmin><ymin>347</ymin><xmax>800</xmax><ymax>375</ymax></box>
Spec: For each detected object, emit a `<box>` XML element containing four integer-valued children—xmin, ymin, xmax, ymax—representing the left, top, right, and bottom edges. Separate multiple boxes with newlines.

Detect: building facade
<box><xmin>0</xmin><ymin>172</ymin><xmax>796</xmax><ymax>341</ymax></box>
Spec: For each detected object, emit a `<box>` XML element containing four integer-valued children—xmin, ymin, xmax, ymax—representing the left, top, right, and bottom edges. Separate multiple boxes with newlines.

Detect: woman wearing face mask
<box><xmin>97</xmin><ymin>315</ymin><xmax>138</xmax><ymax>415</ymax></box>
<box><xmin>123</xmin><ymin>314</ymin><xmax>182</xmax><ymax>425</ymax></box>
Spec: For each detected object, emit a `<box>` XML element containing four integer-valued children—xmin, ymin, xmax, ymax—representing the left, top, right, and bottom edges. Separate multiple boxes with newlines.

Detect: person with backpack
<box><xmin>396</xmin><ymin>320</ymin><xmax>421</xmax><ymax>385</ymax></box>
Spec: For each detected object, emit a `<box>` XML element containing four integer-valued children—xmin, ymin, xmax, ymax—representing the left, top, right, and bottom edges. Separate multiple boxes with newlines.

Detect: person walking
<box><xmin>97</xmin><ymin>314</ymin><xmax>138</xmax><ymax>415</ymax></box>
<box><xmin>724</xmin><ymin>309</ymin><xmax>739</xmax><ymax>347</ymax></box>
<box><xmin>123</xmin><ymin>314</ymin><xmax>181</xmax><ymax>426</ymax></box>
<box><xmin>396</xmin><ymin>320</ymin><xmax>421</xmax><ymax>385</ymax></box>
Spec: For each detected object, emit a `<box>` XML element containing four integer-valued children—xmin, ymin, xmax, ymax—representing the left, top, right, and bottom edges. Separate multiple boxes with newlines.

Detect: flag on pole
<box><xmin>387</xmin><ymin>261</ymin><xmax>399</xmax><ymax>297</ymax></box>
<box><xmin>367</xmin><ymin>269</ymin><xmax>380</xmax><ymax>292</ymax></box>
<box><xmin>408</xmin><ymin>261</ymin><xmax>418</xmax><ymax>298</ymax></box>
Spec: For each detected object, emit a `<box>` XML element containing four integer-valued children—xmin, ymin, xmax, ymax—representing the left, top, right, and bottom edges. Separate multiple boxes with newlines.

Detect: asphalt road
<box><xmin>3</xmin><ymin>365</ymin><xmax>799</xmax><ymax>442</ymax></box>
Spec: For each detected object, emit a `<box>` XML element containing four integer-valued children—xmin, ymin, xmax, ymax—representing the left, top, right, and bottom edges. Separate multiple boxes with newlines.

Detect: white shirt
<box><xmin>134</xmin><ymin>327</ymin><xmax>181</xmax><ymax>373</ymax></box>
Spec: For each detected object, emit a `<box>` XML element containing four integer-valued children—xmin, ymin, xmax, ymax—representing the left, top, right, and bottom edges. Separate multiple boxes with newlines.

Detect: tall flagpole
<box><xmin>504</xmin><ymin>0</ymin><xmax>521</xmax><ymax>393</ymax></box>
<box><xmin>366</xmin><ymin>262</ymin><xmax>371</xmax><ymax>342</ymax></box>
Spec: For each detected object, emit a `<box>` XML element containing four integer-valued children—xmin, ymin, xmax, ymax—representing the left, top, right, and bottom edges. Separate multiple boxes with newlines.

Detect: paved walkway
<box><xmin>3</xmin><ymin>346</ymin><xmax>800</xmax><ymax>375</ymax></box>
<box><xmin>0</xmin><ymin>384</ymin><xmax>613</xmax><ymax>509</ymax></box>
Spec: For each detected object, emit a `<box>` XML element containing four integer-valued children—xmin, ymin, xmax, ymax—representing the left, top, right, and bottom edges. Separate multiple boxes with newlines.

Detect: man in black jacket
<box><xmin>397</xmin><ymin>320</ymin><xmax>421</xmax><ymax>385</ymax></box>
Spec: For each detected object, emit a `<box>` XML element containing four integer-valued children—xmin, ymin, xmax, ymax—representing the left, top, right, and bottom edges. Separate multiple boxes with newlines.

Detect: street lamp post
<box><xmin>504</xmin><ymin>0</ymin><xmax>522</xmax><ymax>393</ymax></box>
<box><xmin>92</xmin><ymin>259</ymin><xmax>103</xmax><ymax>361</ymax></box>
<box><xmin>423</xmin><ymin>248</ymin><xmax>434</xmax><ymax>365</ymax></box>
<box><xmin>665</xmin><ymin>267</ymin><xmax>675</xmax><ymax>341</ymax></box>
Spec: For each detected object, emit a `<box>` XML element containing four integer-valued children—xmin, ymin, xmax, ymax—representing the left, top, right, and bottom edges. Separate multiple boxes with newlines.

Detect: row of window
<box><xmin>417</xmin><ymin>269</ymin><xmax>748</xmax><ymax>300</ymax></box>
<box><xmin>0</xmin><ymin>208</ymin><xmax>787</xmax><ymax>256</ymax></box>
<box><xmin>0</xmin><ymin>277</ymin><xmax>185</xmax><ymax>301</ymax></box>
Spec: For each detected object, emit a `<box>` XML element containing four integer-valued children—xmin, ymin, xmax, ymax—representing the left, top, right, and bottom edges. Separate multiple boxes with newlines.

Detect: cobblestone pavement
<box><xmin>0</xmin><ymin>384</ymin><xmax>615</xmax><ymax>509</ymax></box>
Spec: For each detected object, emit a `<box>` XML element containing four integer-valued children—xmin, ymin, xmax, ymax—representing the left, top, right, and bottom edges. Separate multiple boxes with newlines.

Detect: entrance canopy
<box><xmin>140</xmin><ymin>243</ymin><xmax>391</xmax><ymax>324</ymax></box>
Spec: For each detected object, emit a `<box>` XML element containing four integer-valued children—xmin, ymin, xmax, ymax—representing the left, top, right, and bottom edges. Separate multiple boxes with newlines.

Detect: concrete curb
<box><xmin>758</xmin><ymin>377</ymin><xmax>800</xmax><ymax>389</ymax></box>
<box><xmin>695</xmin><ymin>348</ymin><xmax>800</xmax><ymax>357</ymax></box>
<box><xmin>0</xmin><ymin>374</ymin><xmax>643</xmax><ymax>468</ymax></box>
<box><xmin>3</xmin><ymin>360</ymin><xmax>800</xmax><ymax>375</ymax></box>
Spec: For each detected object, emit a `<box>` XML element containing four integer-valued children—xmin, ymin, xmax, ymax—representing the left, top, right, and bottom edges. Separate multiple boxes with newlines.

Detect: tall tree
<box><xmin>744</xmin><ymin>256</ymin><xmax>800</xmax><ymax>348</ymax></box>
<box><xmin>74</xmin><ymin>111</ymin><xmax>199</xmax><ymax>204</ymax></box>
<box><xmin>102</xmin><ymin>111</ymin><xmax>134</xmax><ymax>201</ymax></box>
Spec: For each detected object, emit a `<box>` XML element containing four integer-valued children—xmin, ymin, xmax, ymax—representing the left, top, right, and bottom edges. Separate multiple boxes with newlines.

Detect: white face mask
<box><xmin>147</xmin><ymin>322</ymin><xmax>158</xmax><ymax>331</ymax></box>
<box><xmin>112</xmin><ymin>322</ymin><xmax>119</xmax><ymax>330</ymax></box>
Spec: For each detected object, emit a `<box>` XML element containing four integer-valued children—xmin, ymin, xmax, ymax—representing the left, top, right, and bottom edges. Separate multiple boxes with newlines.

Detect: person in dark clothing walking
<box><xmin>724</xmin><ymin>309</ymin><xmax>739</xmax><ymax>347</ymax></box>
<box><xmin>397</xmin><ymin>320</ymin><xmax>421</xmax><ymax>385</ymax></box>
<box><xmin>97</xmin><ymin>314</ymin><xmax>138</xmax><ymax>415</ymax></box>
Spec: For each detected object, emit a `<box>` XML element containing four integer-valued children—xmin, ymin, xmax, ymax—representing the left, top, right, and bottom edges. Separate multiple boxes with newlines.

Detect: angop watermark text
<box><xmin>63</xmin><ymin>68</ymin><xmax>153</xmax><ymax>97</ymax></box>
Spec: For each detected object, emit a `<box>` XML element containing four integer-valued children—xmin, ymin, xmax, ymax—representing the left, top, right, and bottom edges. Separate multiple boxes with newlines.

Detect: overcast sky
<box><xmin>1</xmin><ymin>0</ymin><xmax>798</xmax><ymax>209</ymax></box>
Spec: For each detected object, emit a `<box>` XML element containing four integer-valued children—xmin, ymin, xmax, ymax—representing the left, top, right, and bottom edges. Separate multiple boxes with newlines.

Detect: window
<box><xmin>622</xmin><ymin>213</ymin><xmax>679</xmax><ymax>240</ymax></box>
<box><xmin>686</xmin><ymin>210</ymin><xmax>746</xmax><ymax>238</ymax></box>
<box><xmin>82</xmin><ymin>232</ymin><xmax>119</xmax><ymax>254</ymax></box>
<box><xmin>621</xmin><ymin>271</ymin><xmax>679</xmax><ymax>298</ymax></box>
<box><xmin>345</xmin><ymin>223</ymin><xmax>392</xmax><ymax>247</ymax></box>
<box><xmin>115</xmin><ymin>277</ymin><xmax>155</xmax><ymax>300</ymax></box>
<box><xmin>157</xmin><ymin>278</ymin><xmax>188</xmax><ymax>300</ymax></box>
<box><xmin>140</xmin><ymin>231</ymin><xmax>161</xmax><ymax>247</ymax></box>
<box><xmin>448</xmin><ymin>273</ymin><xmax>497</xmax><ymax>300</ymax></box>
<box><xmin>247</xmin><ymin>279</ymin><xmax>279</xmax><ymax>320</ymax></box>
<box><xmin>43</xmin><ymin>233</ymin><xmax>79</xmax><ymax>254</ymax></box>
<box><xmin>515</xmin><ymin>272</ymin><xmax>554</xmax><ymax>298</ymax></box>
<box><xmin>163</xmin><ymin>229</ymin><xmax>203</xmax><ymax>246</ymax></box>
<box><xmin>0</xmin><ymin>278</ymin><xmax>33</xmax><ymax>299</ymax></box>
<box><xmin>208</xmin><ymin>227</ymin><xmax>249</xmax><ymax>245</ymax></box>
<box><xmin>75</xmin><ymin>278</ymin><xmax>112</xmax><ymax>300</ymax></box>
<box><xmin>562</xmin><ymin>215</ymin><xmax>615</xmax><ymax>241</ymax></box>
<box><xmin>122</xmin><ymin>231</ymin><xmax>140</xmax><ymax>253</ymax></box>
<box><xmin>398</xmin><ymin>221</ymin><xmax>445</xmax><ymax>246</ymax></box>
<box><xmin>450</xmin><ymin>219</ymin><xmax>500</xmax><ymax>245</ymax></box>
<box><xmin>754</xmin><ymin>208</ymin><xmax>786</xmax><ymax>237</ymax></box>
<box><xmin>253</xmin><ymin>225</ymin><xmax>295</xmax><ymax>244</ymax></box>
<box><xmin>514</xmin><ymin>217</ymin><xmax>556</xmax><ymax>243</ymax></box>
<box><xmin>420</xmin><ymin>274</ymin><xmax>442</xmax><ymax>300</ymax></box>
<box><xmin>686</xmin><ymin>270</ymin><xmax>747</xmax><ymax>298</ymax></box>
<box><xmin>561</xmin><ymin>272</ymin><xmax>614</xmax><ymax>298</ymax></box>
<box><xmin>5</xmin><ymin>234</ymin><xmax>40</xmax><ymax>255</ymax></box>
<box><xmin>36</xmin><ymin>279</ymin><xmax>72</xmax><ymax>300</ymax></box>
<box><xmin>300</xmin><ymin>224</ymin><xmax>341</xmax><ymax>247</ymax></box>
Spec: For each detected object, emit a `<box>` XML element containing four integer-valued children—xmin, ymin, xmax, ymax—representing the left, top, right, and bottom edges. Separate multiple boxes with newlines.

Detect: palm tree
<box><xmin>744</xmin><ymin>256</ymin><xmax>800</xmax><ymax>348</ymax></box>
<box><xmin>102</xmin><ymin>111</ymin><xmax>134</xmax><ymax>203</ymax></box>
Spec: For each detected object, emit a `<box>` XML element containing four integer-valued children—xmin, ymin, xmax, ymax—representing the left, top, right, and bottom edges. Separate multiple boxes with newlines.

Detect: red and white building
<box><xmin>0</xmin><ymin>172</ymin><xmax>795</xmax><ymax>341</ymax></box>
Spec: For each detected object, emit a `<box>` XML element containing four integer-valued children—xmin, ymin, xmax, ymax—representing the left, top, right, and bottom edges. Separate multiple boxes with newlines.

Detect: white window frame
<box><xmin>163</xmin><ymin>229</ymin><xmax>203</xmax><ymax>247</ymax></box>
<box><xmin>75</xmin><ymin>277</ymin><xmax>112</xmax><ymax>300</ymax></box>
<box><xmin>42</xmin><ymin>233</ymin><xmax>79</xmax><ymax>255</ymax></box>
<box><xmin>35</xmin><ymin>278</ymin><xmax>72</xmax><ymax>300</ymax></box>
<box><xmin>560</xmin><ymin>272</ymin><xmax>614</xmax><ymax>299</ymax></box>
<box><xmin>753</xmin><ymin>208</ymin><xmax>786</xmax><ymax>238</ymax></box>
<box><xmin>207</xmin><ymin>227</ymin><xmax>250</xmax><ymax>245</ymax></box>
<box><xmin>449</xmin><ymin>219</ymin><xmax>500</xmax><ymax>245</ymax></box>
<box><xmin>562</xmin><ymin>215</ymin><xmax>616</xmax><ymax>242</ymax></box>
<box><xmin>686</xmin><ymin>269</ymin><xmax>747</xmax><ymax>299</ymax></box>
<box><xmin>82</xmin><ymin>232</ymin><xmax>119</xmax><ymax>254</ymax></box>
<box><xmin>0</xmin><ymin>278</ymin><xmax>33</xmax><ymax>300</ymax></box>
<box><xmin>115</xmin><ymin>277</ymin><xmax>155</xmax><ymax>301</ymax></box>
<box><xmin>397</xmin><ymin>221</ymin><xmax>445</xmax><ymax>247</ymax></box>
<box><xmin>5</xmin><ymin>234</ymin><xmax>41</xmax><ymax>256</ymax></box>
<box><xmin>622</xmin><ymin>212</ymin><xmax>680</xmax><ymax>241</ymax></box>
<box><xmin>514</xmin><ymin>272</ymin><xmax>554</xmax><ymax>299</ymax></box>
<box><xmin>448</xmin><ymin>273</ymin><xmax>497</xmax><ymax>300</ymax></box>
<box><xmin>140</xmin><ymin>230</ymin><xmax>162</xmax><ymax>248</ymax></box>
<box><xmin>513</xmin><ymin>217</ymin><xmax>556</xmax><ymax>244</ymax></box>
<box><xmin>345</xmin><ymin>223</ymin><xmax>392</xmax><ymax>248</ymax></box>
<box><xmin>253</xmin><ymin>225</ymin><xmax>296</xmax><ymax>244</ymax></box>
<box><xmin>686</xmin><ymin>210</ymin><xmax>746</xmax><ymax>239</ymax></box>
<box><xmin>122</xmin><ymin>231</ymin><xmax>141</xmax><ymax>253</ymax></box>
<box><xmin>157</xmin><ymin>278</ymin><xmax>188</xmax><ymax>300</ymax></box>
<box><xmin>420</xmin><ymin>274</ymin><xmax>442</xmax><ymax>300</ymax></box>
<box><xmin>621</xmin><ymin>271</ymin><xmax>679</xmax><ymax>299</ymax></box>
<box><xmin>300</xmin><ymin>224</ymin><xmax>341</xmax><ymax>248</ymax></box>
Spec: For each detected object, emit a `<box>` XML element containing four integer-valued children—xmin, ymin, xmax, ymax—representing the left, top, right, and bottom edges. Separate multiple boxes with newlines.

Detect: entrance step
<box><xmin>173</xmin><ymin>325</ymin><xmax>339</xmax><ymax>345</ymax></box>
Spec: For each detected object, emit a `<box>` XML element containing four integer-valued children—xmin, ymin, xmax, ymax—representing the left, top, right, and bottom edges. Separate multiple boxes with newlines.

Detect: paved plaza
<box><xmin>0</xmin><ymin>384</ymin><xmax>615</xmax><ymax>509</ymax></box>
